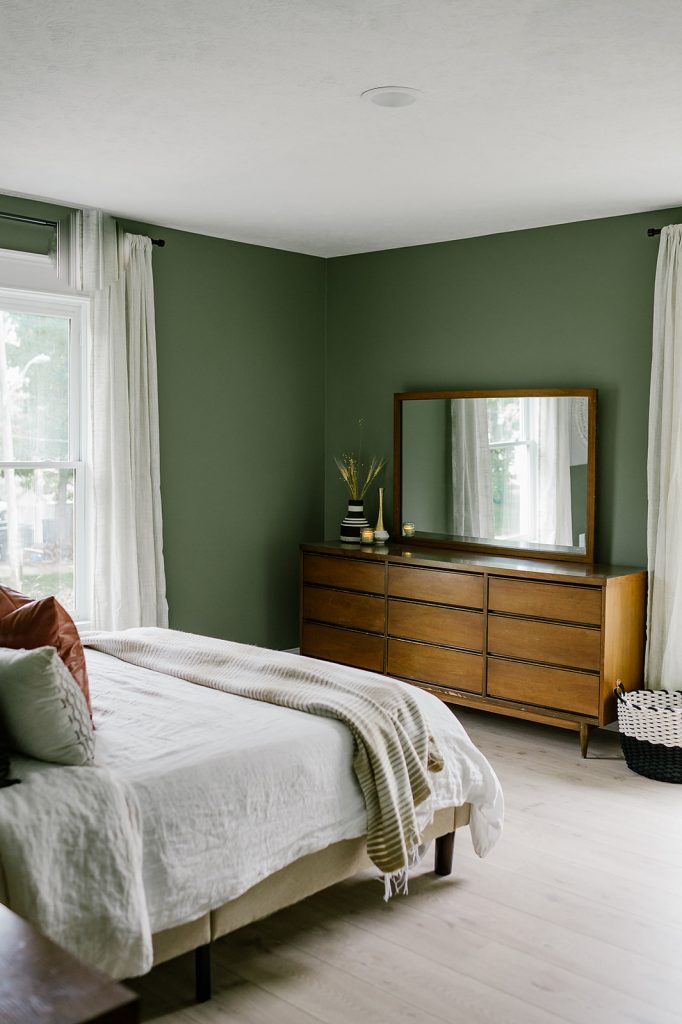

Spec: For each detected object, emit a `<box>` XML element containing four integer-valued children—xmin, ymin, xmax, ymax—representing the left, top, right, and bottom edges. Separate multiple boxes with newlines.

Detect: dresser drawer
<box><xmin>303</xmin><ymin>554</ymin><xmax>384</xmax><ymax>595</ymax></box>
<box><xmin>488</xmin><ymin>658</ymin><xmax>600</xmax><ymax>717</ymax></box>
<box><xmin>388</xmin><ymin>600</ymin><xmax>484</xmax><ymax>652</ymax></box>
<box><xmin>489</xmin><ymin>577</ymin><xmax>602</xmax><ymax>626</ymax></box>
<box><xmin>301</xmin><ymin>622</ymin><xmax>384</xmax><ymax>673</ymax></box>
<box><xmin>488</xmin><ymin>615</ymin><xmax>601</xmax><ymax>672</ymax></box>
<box><xmin>304</xmin><ymin>586</ymin><xmax>384</xmax><ymax>634</ymax></box>
<box><xmin>388</xmin><ymin>565</ymin><xmax>483</xmax><ymax>609</ymax></box>
<box><xmin>388</xmin><ymin>639</ymin><xmax>483</xmax><ymax>693</ymax></box>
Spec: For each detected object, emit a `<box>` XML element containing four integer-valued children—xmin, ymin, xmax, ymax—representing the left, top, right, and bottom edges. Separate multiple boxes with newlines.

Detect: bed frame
<box><xmin>151</xmin><ymin>803</ymin><xmax>470</xmax><ymax>1001</ymax></box>
<box><xmin>0</xmin><ymin>803</ymin><xmax>469</xmax><ymax>1002</ymax></box>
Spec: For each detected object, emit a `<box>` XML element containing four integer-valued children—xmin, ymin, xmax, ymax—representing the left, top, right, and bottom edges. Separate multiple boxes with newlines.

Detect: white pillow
<box><xmin>0</xmin><ymin>646</ymin><xmax>94</xmax><ymax>765</ymax></box>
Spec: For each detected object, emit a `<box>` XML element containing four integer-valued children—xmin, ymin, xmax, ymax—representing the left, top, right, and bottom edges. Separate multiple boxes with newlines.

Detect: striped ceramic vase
<box><xmin>340</xmin><ymin>498</ymin><xmax>370</xmax><ymax>542</ymax></box>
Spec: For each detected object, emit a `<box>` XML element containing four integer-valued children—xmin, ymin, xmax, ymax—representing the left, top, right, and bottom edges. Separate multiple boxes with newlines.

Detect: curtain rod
<box><xmin>0</xmin><ymin>210</ymin><xmax>165</xmax><ymax>246</ymax></box>
<box><xmin>0</xmin><ymin>210</ymin><xmax>57</xmax><ymax>229</ymax></box>
<box><xmin>648</xmin><ymin>228</ymin><xmax>663</xmax><ymax>237</ymax></box>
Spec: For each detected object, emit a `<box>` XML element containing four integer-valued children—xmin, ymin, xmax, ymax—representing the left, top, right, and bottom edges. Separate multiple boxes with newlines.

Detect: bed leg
<box><xmin>434</xmin><ymin>830</ymin><xmax>455</xmax><ymax>876</ymax></box>
<box><xmin>195</xmin><ymin>943</ymin><xmax>212</xmax><ymax>1003</ymax></box>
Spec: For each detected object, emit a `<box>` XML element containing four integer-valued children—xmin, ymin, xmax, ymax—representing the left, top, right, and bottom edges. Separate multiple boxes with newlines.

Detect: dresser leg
<box><xmin>579</xmin><ymin>723</ymin><xmax>591</xmax><ymax>759</ymax></box>
<box><xmin>434</xmin><ymin>830</ymin><xmax>455</xmax><ymax>876</ymax></box>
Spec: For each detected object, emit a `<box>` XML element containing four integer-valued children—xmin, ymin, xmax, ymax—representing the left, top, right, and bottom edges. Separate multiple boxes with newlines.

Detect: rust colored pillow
<box><xmin>0</xmin><ymin>585</ymin><xmax>32</xmax><ymax>620</ymax></box>
<box><xmin>0</xmin><ymin>596</ymin><xmax>92</xmax><ymax>719</ymax></box>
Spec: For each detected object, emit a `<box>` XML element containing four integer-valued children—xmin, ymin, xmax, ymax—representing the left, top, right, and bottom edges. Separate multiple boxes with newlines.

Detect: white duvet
<box><xmin>0</xmin><ymin>643</ymin><xmax>503</xmax><ymax>979</ymax></box>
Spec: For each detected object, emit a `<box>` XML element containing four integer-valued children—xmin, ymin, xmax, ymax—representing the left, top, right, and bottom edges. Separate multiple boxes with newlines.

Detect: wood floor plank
<box><xmin>211</xmin><ymin>934</ymin><xmax>463</xmax><ymax>1024</ymax></box>
<box><xmin>312</xmin><ymin>871</ymin><xmax>682</xmax><ymax>1013</ymax></box>
<box><xmin>218</xmin><ymin>917</ymin><xmax>567</xmax><ymax>1024</ymax></box>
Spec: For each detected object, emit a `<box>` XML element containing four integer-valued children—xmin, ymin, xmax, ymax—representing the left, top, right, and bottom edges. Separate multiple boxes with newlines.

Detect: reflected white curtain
<box><xmin>450</xmin><ymin>399</ymin><xmax>495</xmax><ymax>538</ymax></box>
<box><xmin>82</xmin><ymin>211</ymin><xmax>168</xmax><ymax>630</ymax></box>
<box><xmin>534</xmin><ymin>397</ymin><xmax>573</xmax><ymax>547</ymax></box>
<box><xmin>646</xmin><ymin>224</ymin><xmax>682</xmax><ymax>690</ymax></box>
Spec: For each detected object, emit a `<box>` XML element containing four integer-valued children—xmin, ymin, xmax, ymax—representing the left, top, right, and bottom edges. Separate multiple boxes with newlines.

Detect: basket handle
<box><xmin>614</xmin><ymin>680</ymin><xmax>627</xmax><ymax>703</ymax></box>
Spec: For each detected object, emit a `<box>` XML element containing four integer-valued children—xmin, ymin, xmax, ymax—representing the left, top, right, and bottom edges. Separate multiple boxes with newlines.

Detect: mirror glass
<box><xmin>400</xmin><ymin>392</ymin><xmax>593</xmax><ymax>558</ymax></box>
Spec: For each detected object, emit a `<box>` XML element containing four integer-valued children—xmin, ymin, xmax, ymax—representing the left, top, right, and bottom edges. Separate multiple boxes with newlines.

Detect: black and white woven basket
<box><xmin>615</xmin><ymin>683</ymin><xmax>682</xmax><ymax>783</ymax></box>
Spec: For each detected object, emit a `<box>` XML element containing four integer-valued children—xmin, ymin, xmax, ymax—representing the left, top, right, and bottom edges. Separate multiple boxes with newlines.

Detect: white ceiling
<box><xmin>2</xmin><ymin>1</ymin><xmax>681</xmax><ymax>257</ymax></box>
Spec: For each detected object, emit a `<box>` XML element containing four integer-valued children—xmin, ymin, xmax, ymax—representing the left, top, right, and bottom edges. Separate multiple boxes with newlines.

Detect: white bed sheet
<box><xmin>88</xmin><ymin>648</ymin><xmax>503</xmax><ymax>934</ymax></box>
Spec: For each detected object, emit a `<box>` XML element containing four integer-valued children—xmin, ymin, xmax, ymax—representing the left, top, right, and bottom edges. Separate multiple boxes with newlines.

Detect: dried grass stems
<box><xmin>335</xmin><ymin>419</ymin><xmax>386</xmax><ymax>500</ymax></box>
<box><xmin>335</xmin><ymin>453</ymin><xmax>386</xmax><ymax>500</ymax></box>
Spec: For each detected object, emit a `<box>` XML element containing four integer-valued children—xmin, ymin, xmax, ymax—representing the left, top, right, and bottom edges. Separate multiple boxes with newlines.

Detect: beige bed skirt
<box><xmin>152</xmin><ymin>802</ymin><xmax>471</xmax><ymax>967</ymax></box>
<box><xmin>0</xmin><ymin>802</ymin><xmax>470</xmax><ymax>974</ymax></box>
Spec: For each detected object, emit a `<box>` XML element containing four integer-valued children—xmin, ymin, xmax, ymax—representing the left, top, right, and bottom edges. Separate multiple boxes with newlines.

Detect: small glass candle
<box><xmin>360</xmin><ymin>527</ymin><xmax>375</xmax><ymax>544</ymax></box>
<box><xmin>402</xmin><ymin>522</ymin><xmax>416</xmax><ymax>537</ymax></box>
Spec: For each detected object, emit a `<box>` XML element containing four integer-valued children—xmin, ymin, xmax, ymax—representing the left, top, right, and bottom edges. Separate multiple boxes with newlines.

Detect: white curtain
<box><xmin>450</xmin><ymin>399</ymin><xmax>495</xmax><ymax>538</ymax></box>
<box><xmin>646</xmin><ymin>224</ymin><xmax>682</xmax><ymax>690</ymax></box>
<box><xmin>533</xmin><ymin>397</ymin><xmax>573</xmax><ymax>547</ymax></box>
<box><xmin>82</xmin><ymin>211</ymin><xmax>168</xmax><ymax>630</ymax></box>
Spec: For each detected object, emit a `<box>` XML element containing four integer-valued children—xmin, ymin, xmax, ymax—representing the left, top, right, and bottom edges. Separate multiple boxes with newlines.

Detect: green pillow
<box><xmin>0</xmin><ymin>647</ymin><xmax>94</xmax><ymax>766</ymax></box>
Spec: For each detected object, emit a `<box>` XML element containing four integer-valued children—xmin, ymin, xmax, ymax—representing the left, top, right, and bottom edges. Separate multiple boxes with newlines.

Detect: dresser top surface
<box><xmin>302</xmin><ymin>541</ymin><xmax>646</xmax><ymax>582</ymax></box>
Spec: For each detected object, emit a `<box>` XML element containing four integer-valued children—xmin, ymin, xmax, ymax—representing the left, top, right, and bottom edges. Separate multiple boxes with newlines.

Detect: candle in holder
<box><xmin>360</xmin><ymin>527</ymin><xmax>375</xmax><ymax>544</ymax></box>
<box><xmin>402</xmin><ymin>522</ymin><xmax>416</xmax><ymax>537</ymax></box>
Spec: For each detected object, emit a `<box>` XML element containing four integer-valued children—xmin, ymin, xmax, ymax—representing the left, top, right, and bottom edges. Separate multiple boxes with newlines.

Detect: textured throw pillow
<box><xmin>0</xmin><ymin>595</ymin><xmax>92</xmax><ymax>718</ymax></box>
<box><xmin>0</xmin><ymin>585</ymin><xmax>32</xmax><ymax>620</ymax></box>
<box><xmin>0</xmin><ymin>647</ymin><xmax>94</xmax><ymax>765</ymax></box>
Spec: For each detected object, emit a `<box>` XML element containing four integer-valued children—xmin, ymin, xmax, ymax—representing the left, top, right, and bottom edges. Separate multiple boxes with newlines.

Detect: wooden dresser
<box><xmin>300</xmin><ymin>541</ymin><xmax>647</xmax><ymax>756</ymax></box>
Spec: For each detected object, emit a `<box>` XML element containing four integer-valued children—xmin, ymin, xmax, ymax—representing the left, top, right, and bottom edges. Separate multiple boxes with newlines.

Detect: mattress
<box><xmin>87</xmin><ymin>647</ymin><xmax>503</xmax><ymax>935</ymax></box>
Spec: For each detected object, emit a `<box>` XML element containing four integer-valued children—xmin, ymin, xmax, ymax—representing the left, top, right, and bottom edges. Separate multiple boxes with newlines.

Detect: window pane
<box><xmin>490</xmin><ymin>443</ymin><xmax>525</xmax><ymax>539</ymax></box>
<box><xmin>487</xmin><ymin>397</ymin><xmax>523</xmax><ymax>445</ymax></box>
<box><xmin>0</xmin><ymin>222</ymin><xmax>56</xmax><ymax>257</ymax></box>
<box><xmin>0</xmin><ymin>467</ymin><xmax>75</xmax><ymax>611</ymax></box>
<box><xmin>0</xmin><ymin>309</ymin><xmax>69</xmax><ymax>461</ymax></box>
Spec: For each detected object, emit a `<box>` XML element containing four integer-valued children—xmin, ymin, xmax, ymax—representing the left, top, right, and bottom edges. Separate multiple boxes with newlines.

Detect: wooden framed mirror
<box><xmin>393</xmin><ymin>388</ymin><xmax>597</xmax><ymax>563</ymax></box>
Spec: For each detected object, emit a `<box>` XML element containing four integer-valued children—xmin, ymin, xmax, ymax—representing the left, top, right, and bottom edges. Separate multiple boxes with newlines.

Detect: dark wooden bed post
<box><xmin>195</xmin><ymin>943</ymin><xmax>212</xmax><ymax>1002</ymax></box>
<box><xmin>434</xmin><ymin>831</ymin><xmax>455</xmax><ymax>876</ymax></box>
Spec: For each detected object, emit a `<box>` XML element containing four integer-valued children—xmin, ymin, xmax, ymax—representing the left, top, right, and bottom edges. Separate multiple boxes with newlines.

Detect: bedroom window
<box><xmin>0</xmin><ymin>287</ymin><xmax>89</xmax><ymax>620</ymax></box>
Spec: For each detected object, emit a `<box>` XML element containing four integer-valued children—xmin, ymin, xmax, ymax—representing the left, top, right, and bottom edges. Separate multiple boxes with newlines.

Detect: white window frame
<box><xmin>0</xmin><ymin>285</ymin><xmax>91</xmax><ymax>623</ymax></box>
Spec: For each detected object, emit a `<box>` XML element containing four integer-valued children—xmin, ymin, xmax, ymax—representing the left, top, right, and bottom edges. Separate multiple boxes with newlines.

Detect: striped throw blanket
<box><xmin>82</xmin><ymin>628</ymin><xmax>444</xmax><ymax>890</ymax></box>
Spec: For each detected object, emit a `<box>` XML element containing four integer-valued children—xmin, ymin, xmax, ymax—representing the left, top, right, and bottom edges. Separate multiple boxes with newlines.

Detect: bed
<box><xmin>0</xmin><ymin>630</ymin><xmax>503</xmax><ymax>1002</ymax></box>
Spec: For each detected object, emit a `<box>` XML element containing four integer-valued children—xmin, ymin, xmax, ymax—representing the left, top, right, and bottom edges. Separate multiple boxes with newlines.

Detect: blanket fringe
<box><xmin>382</xmin><ymin>840</ymin><xmax>426</xmax><ymax>900</ymax></box>
<box><xmin>384</xmin><ymin>867</ymin><xmax>409</xmax><ymax>900</ymax></box>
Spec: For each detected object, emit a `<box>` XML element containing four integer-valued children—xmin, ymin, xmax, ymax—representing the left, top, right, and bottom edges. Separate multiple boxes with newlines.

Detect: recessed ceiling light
<box><xmin>361</xmin><ymin>86</ymin><xmax>421</xmax><ymax>108</ymax></box>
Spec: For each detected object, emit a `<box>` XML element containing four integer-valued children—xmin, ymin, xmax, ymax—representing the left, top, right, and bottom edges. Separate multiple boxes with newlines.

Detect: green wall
<box><xmin>325</xmin><ymin>207</ymin><xmax>682</xmax><ymax>567</ymax></box>
<box><xmin>0</xmin><ymin>196</ymin><xmax>326</xmax><ymax>649</ymax></box>
<box><xmin>3</xmin><ymin>190</ymin><xmax>681</xmax><ymax>639</ymax></box>
<box><xmin>401</xmin><ymin>397</ymin><xmax>449</xmax><ymax>534</ymax></box>
<box><xmin>120</xmin><ymin>218</ymin><xmax>326</xmax><ymax>648</ymax></box>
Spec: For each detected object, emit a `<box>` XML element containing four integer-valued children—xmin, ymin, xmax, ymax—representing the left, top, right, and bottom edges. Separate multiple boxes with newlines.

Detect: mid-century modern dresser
<box><xmin>299</xmin><ymin>541</ymin><xmax>647</xmax><ymax>756</ymax></box>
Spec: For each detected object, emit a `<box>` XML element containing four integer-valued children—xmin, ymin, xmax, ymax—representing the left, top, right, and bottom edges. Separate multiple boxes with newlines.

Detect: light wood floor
<box><xmin>131</xmin><ymin>710</ymin><xmax>682</xmax><ymax>1023</ymax></box>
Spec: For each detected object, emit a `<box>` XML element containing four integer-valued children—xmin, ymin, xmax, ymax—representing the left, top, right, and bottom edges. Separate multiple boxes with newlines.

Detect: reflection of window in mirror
<box><xmin>486</xmin><ymin>396</ymin><xmax>532</xmax><ymax>542</ymax></box>
<box><xmin>449</xmin><ymin>396</ymin><xmax>588</xmax><ymax>550</ymax></box>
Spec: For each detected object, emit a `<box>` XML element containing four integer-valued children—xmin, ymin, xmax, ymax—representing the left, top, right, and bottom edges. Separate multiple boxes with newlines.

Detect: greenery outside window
<box><xmin>0</xmin><ymin>287</ymin><xmax>89</xmax><ymax>619</ymax></box>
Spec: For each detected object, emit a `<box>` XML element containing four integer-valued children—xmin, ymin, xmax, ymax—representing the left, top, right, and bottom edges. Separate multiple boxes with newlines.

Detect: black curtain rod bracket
<box><xmin>151</xmin><ymin>238</ymin><xmax>165</xmax><ymax>247</ymax></box>
<box><xmin>648</xmin><ymin>228</ymin><xmax>662</xmax><ymax>237</ymax></box>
